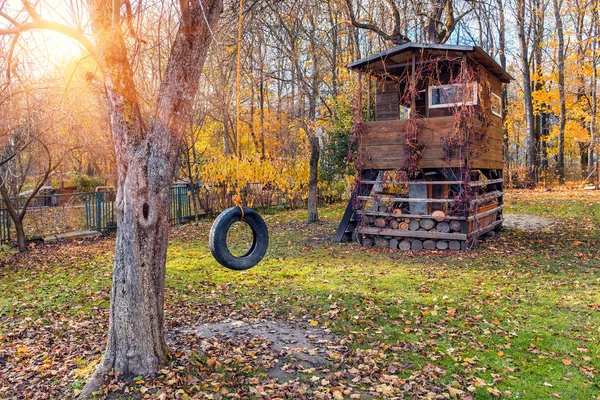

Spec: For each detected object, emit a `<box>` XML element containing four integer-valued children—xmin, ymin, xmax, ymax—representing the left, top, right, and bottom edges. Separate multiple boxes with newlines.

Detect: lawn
<box><xmin>0</xmin><ymin>189</ymin><xmax>599</xmax><ymax>399</ymax></box>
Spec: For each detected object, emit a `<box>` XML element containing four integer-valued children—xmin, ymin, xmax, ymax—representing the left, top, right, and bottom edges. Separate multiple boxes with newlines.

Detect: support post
<box><xmin>411</xmin><ymin>51</ymin><xmax>416</xmax><ymax>114</ymax></box>
<box><xmin>366</xmin><ymin>74</ymin><xmax>371</xmax><ymax>121</ymax></box>
<box><xmin>358</xmin><ymin>71</ymin><xmax>363</xmax><ymax>122</ymax></box>
<box><xmin>96</xmin><ymin>191</ymin><xmax>102</xmax><ymax>233</ymax></box>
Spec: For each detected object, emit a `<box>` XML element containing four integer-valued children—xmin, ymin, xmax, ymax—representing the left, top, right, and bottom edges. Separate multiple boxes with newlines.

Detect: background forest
<box><xmin>1</xmin><ymin>0</ymin><xmax>599</xmax><ymax>208</ymax></box>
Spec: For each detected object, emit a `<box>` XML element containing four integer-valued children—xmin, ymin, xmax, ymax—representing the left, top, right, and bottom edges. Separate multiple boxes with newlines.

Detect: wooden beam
<box><xmin>358</xmin><ymin>71</ymin><xmax>363</xmax><ymax>122</ymax></box>
<box><xmin>411</xmin><ymin>51</ymin><xmax>416</xmax><ymax>113</ymax></box>
<box><xmin>360</xmin><ymin>180</ymin><xmax>465</xmax><ymax>185</ymax></box>
<box><xmin>357</xmin><ymin>195</ymin><xmax>454</xmax><ymax>203</ymax></box>
<box><xmin>469</xmin><ymin>178</ymin><xmax>503</xmax><ymax>187</ymax></box>
<box><xmin>356</xmin><ymin>210</ymin><xmax>466</xmax><ymax>221</ymax></box>
<box><xmin>470</xmin><ymin>191</ymin><xmax>504</xmax><ymax>206</ymax></box>
<box><xmin>367</xmin><ymin>73</ymin><xmax>371</xmax><ymax>121</ymax></box>
<box><xmin>357</xmin><ymin>226</ymin><xmax>467</xmax><ymax>241</ymax></box>
<box><xmin>467</xmin><ymin>205</ymin><xmax>503</xmax><ymax>221</ymax></box>
<box><xmin>468</xmin><ymin>218</ymin><xmax>503</xmax><ymax>238</ymax></box>
<box><xmin>372</xmin><ymin>57</ymin><xmax>463</xmax><ymax>72</ymax></box>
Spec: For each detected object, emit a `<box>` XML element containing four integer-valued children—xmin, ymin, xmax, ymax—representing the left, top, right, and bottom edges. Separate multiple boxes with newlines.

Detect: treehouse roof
<box><xmin>348</xmin><ymin>43</ymin><xmax>513</xmax><ymax>83</ymax></box>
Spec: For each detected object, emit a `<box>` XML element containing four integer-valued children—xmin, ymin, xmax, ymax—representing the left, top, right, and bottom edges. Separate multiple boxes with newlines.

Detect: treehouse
<box><xmin>334</xmin><ymin>43</ymin><xmax>513</xmax><ymax>251</ymax></box>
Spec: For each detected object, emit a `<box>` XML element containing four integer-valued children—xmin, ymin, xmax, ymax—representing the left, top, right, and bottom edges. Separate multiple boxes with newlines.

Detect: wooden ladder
<box><xmin>333</xmin><ymin>169</ymin><xmax>381</xmax><ymax>243</ymax></box>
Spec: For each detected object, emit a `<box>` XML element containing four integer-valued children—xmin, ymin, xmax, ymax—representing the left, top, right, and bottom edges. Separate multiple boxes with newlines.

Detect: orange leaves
<box><xmin>561</xmin><ymin>358</ymin><xmax>572</xmax><ymax>366</ymax></box>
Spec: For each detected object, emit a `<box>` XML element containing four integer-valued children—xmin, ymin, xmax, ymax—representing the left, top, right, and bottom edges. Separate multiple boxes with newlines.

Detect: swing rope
<box><xmin>233</xmin><ymin>0</ymin><xmax>245</xmax><ymax>221</ymax></box>
<box><xmin>208</xmin><ymin>0</ymin><xmax>268</xmax><ymax>271</ymax></box>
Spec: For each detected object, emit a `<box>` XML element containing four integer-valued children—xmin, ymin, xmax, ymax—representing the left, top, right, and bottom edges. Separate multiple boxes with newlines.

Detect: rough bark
<box><xmin>81</xmin><ymin>0</ymin><xmax>222</xmax><ymax>397</ymax></box>
<box><xmin>516</xmin><ymin>0</ymin><xmax>537</xmax><ymax>184</ymax></box>
<box><xmin>496</xmin><ymin>0</ymin><xmax>508</xmax><ymax>165</ymax></box>
<box><xmin>307</xmin><ymin>135</ymin><xmax>320</xmax><ymax>224</ymax></box>
<box><xmin>590</xmin><ymin>2</ymin><xmax>599</xmax><ymax>171</ymax></box>
<box><xmin>554</xmin><ymin>0</ymin><xmax>566</xmax><ymax>184</ymax></box>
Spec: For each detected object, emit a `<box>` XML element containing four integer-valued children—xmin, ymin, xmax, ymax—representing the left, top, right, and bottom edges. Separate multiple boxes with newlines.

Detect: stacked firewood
<box><xmin>359</xmin><ymin>205</ymin><xmax>463</xmax><ymax>251</ymax></box>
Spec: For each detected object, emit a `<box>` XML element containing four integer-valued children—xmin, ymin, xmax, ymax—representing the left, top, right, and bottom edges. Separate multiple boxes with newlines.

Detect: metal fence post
<box><xmin>96</xmin><ymin>191</ymin><xmax>102</xmax><ymax>232</ymax></box>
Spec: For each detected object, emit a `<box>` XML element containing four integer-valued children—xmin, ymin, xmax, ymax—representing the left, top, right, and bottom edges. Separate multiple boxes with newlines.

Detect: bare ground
<box><xmin>502</xmin><ymin>213</ymin><xmax>556</xmax><ymax>231</ymax></box>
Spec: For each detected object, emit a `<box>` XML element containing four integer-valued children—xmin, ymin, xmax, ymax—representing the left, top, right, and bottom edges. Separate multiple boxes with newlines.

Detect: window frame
<box><xmin>428</xmin><ymin>82</ymin><xmax>478</xmax><ymax>109</ymax></box>
<box><xmin>491</xmin><ymin>92</ymin><xmax>502</xmax><ymax>117</ymax></box>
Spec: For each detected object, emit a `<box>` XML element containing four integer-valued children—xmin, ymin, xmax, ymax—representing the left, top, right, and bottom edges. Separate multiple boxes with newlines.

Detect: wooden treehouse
<box><xmin>334</xmin><ymin>43</ymin><xmax>513</xmax><ymax>251</ymax></box>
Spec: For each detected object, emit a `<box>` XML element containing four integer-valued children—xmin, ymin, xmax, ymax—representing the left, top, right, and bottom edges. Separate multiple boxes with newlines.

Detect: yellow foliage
<box><xmin>198</xmin><ymin>154</ymin><xmax>311</xmax><ymax>203</ymax></box>
<box><xmin>547</xmin><ymin>120</ymin><xmax>590</xmax><ymax>158</ymax></box>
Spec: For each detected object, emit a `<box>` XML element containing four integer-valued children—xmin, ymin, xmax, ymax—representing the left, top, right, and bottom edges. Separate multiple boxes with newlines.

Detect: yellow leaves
<box><xmin>16</xmin><ymin>345</ymin><xmax>30</xmax><ymax>355</ymax></box>
<box><xmin>198</xmin><ymin>154</ymin><xmax>311</xmax><ymax>202</ymax></box>
<box><xmin>497</xmin><ymin>351</ymin><xmax>504</xmax><ymax>357</ymax></box>
<box><xmin>447</xmin><ymin>386</ymin><xmax>464</xmax><ymax>398</ymax></box>
<box><xmin>492</xmin><ymin>317</ymin><xmax>501</xmax><ymax>325</ymax></box>
<box><xmin>309</xmin><ymin>320</ymin><xmax>318</xmax><ymax>326</ymax></box>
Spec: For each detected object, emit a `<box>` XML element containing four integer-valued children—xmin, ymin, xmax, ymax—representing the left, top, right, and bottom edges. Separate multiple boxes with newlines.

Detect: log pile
<box><xmin>357</xmin><ymin>205</ymin><xmax>465</xmax><ymax>251</ymax></box>
<box><xmin>353</xmin><ymin>174</ymin><xmax>503</xmax><ymax>251</ymax></box>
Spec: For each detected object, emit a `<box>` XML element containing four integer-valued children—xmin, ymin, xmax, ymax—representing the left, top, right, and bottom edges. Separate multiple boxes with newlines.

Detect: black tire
<box><xmin>209</xmin><ymin>206</ymin><xmax>268</xmax><ymax>270</ymax></box>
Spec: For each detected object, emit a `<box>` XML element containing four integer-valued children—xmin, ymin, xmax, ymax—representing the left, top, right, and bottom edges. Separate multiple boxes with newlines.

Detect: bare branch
<box><xmin>0</xmin><ymin>19</ymin><xmax>107</xmax><ymax>75</ymax></box>
<box><xmin>0</xmin><ymin>10</ymin><xmax>21</xmax><ymax>26</ymax></box>
<box><xmin>6</xmin><ymin>32</ymin><xmax>20</xmax><ymax>83</ymax></box>
<box><xmin>344</xmin><ymin>0</ymin><xmax>410</xmax><ymax>45</ymax></box>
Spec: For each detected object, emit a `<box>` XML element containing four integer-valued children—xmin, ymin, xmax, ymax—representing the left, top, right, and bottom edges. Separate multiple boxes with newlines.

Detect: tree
<box><xmin>590</xmin><ymin>0</ymin><xmax>599</xmax><ymax>171</ymax></box>
<box><xmin>1</xmin><ymin>0</ymin><xmax>222</xmax><ymax>395</ymax></box>
<box><xmin>344</xmin><ymin>0</ymin><xmax>472</xmax><ymax>45</ymax></box>
<box><xmin>0</xmin><ymin>82</ymin><xmax>75</xmax><ymax>252</ymax></box>
<box><xmin>554</xmin><ymin>0</ymin><xmax>566</xmax><ymax>183</ymax></box>
<box><xmin>0</xmin><ymin>125</ymin><xmax>54</xmax><ymax>252</ymax></box>
<box><xmin>515</xmin><ymin>0</ymin><xmax>538</xmax><ymax>184</ymax></box>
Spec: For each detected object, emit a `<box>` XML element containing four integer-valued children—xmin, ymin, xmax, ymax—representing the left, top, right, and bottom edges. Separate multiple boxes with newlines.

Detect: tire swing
<box><xmin>209</xmin><ymin>205</ymin><xmax>268</xmax><ymax>270</ymax></box>
<box><xmin>209</xmin><ymin>0</ymin><xmax>268</xmax><ymax>271</ymax></box>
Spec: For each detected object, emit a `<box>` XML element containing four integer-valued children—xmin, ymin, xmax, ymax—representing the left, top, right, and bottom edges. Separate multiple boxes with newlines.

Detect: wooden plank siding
<box><xmin>358</xmin><ymin>116</ymin><xmax>504</xmax><ymax>170</ymax></box>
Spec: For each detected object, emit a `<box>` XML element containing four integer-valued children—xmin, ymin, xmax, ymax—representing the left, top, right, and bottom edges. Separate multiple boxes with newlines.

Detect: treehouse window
<box><xmin>399</xmin><ymin>105</ymin><xmax>411</xmax><ymax>120</ymax></box>
<box><xmin>491</xmin><ymin>93</ymin><xmax>502</xmax><ymax>117</ymax></box>
<box><xmin>428</xmin><ymin>83</ymin><xmax>477</xmax><ymax>109</ymax></box>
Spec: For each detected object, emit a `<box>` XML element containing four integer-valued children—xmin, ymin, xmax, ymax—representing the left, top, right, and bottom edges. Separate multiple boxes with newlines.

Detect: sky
<box><xmin>1</xmin><ymin>1</ymin><xmax>88</xmax><ymax>77</ymax></box>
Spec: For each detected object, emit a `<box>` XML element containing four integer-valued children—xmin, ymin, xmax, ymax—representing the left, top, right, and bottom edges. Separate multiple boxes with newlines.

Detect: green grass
<box><xmin>1</xmin><ymin>190</ymin><xmax>599</xmax><ymax>399</ymax></box>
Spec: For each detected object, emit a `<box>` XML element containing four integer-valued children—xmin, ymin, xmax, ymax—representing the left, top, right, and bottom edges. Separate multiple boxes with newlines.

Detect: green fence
<box><xmin>170</xmin><ymin>185</ymin><xmax>194</xmax><ymax>224</ymax></box>
<box><xmin>85</xmin><ymin>191</ymin><xmax>117</xmax><ymax>233</ymax></box>
<box><xmin>0</xmin><ymin>182</ymin><xmax>297</xmax><ymax>244</ymax></box>
<box><xmin>82</xmin><ymin>186</ymin><xmax>196</xmax><ymax>234</ymax></box>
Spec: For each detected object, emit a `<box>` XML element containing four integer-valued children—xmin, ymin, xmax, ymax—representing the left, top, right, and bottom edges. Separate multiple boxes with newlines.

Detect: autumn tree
<box><xmin>344</xmin><ymin>0</ymin><xmax>473</xmax><ymax>45</ymax></box>
<box><xmin>1</xmin><ymin>0</ymin><xmax>222</xmax><ymax>395</ymax></box>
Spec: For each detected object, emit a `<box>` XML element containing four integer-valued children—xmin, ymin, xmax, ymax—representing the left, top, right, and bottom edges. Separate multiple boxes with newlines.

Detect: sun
<box><xmin>42</xmin><ymin>30</ymin><xmax>84</xmax><ymax>60</ymax></box>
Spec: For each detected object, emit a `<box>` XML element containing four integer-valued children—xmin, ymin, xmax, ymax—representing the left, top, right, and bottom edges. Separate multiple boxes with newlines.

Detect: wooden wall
<box><xmin>359</xmin><ymin>116</ymin><xmax>503</xmax><ymax>170</ymax></box>
<box><xmin>375</xmin><ymin>80</ymin><xmax>400</xmax><ymax>120</ymax></box>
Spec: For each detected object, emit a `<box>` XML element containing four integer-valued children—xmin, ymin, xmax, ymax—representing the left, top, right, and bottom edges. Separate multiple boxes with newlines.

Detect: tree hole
<box><xmin>226</xmin><ymin>221</ymin><xmax>254</xmax><ymax>258</ymax></box>
<box><xmin>143</xmin><ymin>203</ymin><xmax>149</xmax><ymax>219</ymax></box>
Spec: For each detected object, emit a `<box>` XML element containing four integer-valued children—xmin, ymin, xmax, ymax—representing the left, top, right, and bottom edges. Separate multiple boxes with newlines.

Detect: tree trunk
<box><xmin>307</xmin><ymin>135</ymin><xmax>320</xmax><ymax>223</ymax></box>
<box><xmin>81</xmin><ymin>0</ymin><xmax>222</xmax><ymax>396</ymax></box>
<box><xmin>554</xmin><ymin>0</ymin><xmax>566</xmax><ymax>184</ymax></box>
<box><xmin>516</xmin><ymin>0</ymin><xmax>537</xmax><ymax>185</ymax></box>
<box><xmin>590</xmin><ymin>2</ymin><xmax>598</xmax><ymax>171</ymax></box>
<box><xmin>496</xmin><ymin>0</ymin><xmax>509</xmax><ymax>165</ymax></box>
<box><xmin>14</xmin><ymin>219</ymin><xmax>26</xmax><ymax>252</ymax></box>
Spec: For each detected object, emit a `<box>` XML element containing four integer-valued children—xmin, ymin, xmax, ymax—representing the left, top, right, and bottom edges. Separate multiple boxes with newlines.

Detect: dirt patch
<box><xmin>183</xmin><ymin>319</ymin><xmax>351</xmax><ymax>383</ymax></box>
<box><xmin>503</xmin><ymin>213</ymin><xmax>555</xmax><ymax>231</ymax></box>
